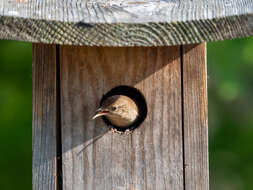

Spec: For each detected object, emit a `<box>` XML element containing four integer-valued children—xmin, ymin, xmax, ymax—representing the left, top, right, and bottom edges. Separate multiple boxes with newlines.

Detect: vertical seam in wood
<box><xmin>56</xmin><ymin>45</ymin><xmax>63</xmax><ymax>190</ymax></box>
<box><xmin>180</xmin><ymin>45</ymin><xmax>186</xmax><ymax>190</ymax></box>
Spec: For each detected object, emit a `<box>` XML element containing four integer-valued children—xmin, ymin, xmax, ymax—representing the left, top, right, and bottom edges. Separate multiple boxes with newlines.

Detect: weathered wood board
<box><xmin>182</xmin><ymin>44</ymin><xmax>209</xmax><ymax>190</ymax></box>
<box><xmin>32</xmin><ymin>44</ymin><xmax>58</xmax><ymax>190</ymax></box>
<box><xmin>32</xmin><ymin>43</ymin><xmax>209</xmax><ymax>190</ymax></box>
<box><xmin>60</xmin><ymin>46</ymin><xmax>184</xmax><ymax>190</ymax></box>
<box><xmin>1</xmin><ymin>0</ymin><xmax>253</xmax><ymax>46</ymax></box>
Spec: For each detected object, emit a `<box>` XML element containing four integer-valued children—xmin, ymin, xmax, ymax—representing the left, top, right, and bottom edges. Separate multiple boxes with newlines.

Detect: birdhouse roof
<box><xmin>0</xmin><ymin>0</ymin><xmax>253</xmax><ymax>46</ymax></box>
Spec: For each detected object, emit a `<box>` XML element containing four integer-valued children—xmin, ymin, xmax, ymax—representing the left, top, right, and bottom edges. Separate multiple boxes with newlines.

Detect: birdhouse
<box><xmin>1</xmin><ymin>0</ymin><xmax>253</xmax><ymax>189</ymax></box>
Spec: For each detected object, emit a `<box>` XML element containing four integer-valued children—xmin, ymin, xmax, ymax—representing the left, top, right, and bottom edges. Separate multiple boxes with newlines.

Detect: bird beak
<box><xmin>92</xmin><ymin>108</ymin><xmax>109</xmax><ymax>120</ymax></box>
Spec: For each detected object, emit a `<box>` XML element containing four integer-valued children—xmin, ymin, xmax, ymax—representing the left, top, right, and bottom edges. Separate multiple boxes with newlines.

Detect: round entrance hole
<box><xmin>100</xmin><ymin>85</ymin><xmax>148</xmax><ymax>133</ymax></box>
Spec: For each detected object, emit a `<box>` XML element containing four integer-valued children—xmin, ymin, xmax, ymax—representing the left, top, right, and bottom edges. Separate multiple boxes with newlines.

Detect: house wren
<box><xmin>92</xmin><ymin>95</ymin><xmax>139</xmax><ymax>128</ymax></box>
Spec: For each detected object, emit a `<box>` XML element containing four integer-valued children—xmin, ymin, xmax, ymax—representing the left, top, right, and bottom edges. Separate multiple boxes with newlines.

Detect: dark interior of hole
<box><xmin>100</xmin><ymin>85</ymin><xmax>148</xmax><ymax>132</ymax></box>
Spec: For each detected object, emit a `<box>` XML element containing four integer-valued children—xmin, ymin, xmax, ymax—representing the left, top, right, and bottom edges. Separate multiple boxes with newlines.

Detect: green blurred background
<box><xmin>0</xmin><ymin>38</ymin><xmax>253</xmax><ymax>189</ymax></box>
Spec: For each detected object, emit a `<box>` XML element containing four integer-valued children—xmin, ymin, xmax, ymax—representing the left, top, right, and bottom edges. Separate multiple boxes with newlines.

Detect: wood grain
<box><xmin>60</xmin><ymin>46</ymin><xmax>184</xmax><ymax>190</ymax></box>
<box><xmin>0</xmin><ymin>0</ymin><xmax>252</xmax><ymax>45</ymax></box>
<box><xmin>182</xmin><ymin>43</ymin><xmax>209</xmax><ymax>190</ymax></box>
<box><xmin>32</xmin><ymin>44</ymin><xmax>58</xmax><ymax>190</ymax></box>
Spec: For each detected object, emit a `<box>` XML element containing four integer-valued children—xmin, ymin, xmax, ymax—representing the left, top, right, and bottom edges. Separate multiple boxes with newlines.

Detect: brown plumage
<box><xmin>92</xmin><ymin>95</ymin><xmax>139</xmax><ymax>128</ymax></box>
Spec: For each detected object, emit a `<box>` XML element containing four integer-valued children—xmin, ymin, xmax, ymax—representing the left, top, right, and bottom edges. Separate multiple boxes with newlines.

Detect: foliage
<box><xmin>0</xmin><ymin>40</ymin><xmax>32</xmax><ymax>189</ymax></box>
<box><xmin>208</xmin><ymin>37</ymin><xmax>253</xmax><ymax>189</ymax></box>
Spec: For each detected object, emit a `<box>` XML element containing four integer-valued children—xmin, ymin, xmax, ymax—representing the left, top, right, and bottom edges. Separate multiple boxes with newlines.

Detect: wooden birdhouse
<box><xmin>0</xmin><ymin>0</ymin><xmax>253</xmax><ymax>189</ymax></box>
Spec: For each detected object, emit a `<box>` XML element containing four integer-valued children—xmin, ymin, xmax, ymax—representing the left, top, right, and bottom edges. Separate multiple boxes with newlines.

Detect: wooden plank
<box><xmin>0</xmin><ymin>1</ymin><xmax>252</xmax><ymax>45</ymax></box>
<box><xmin>182</xmin><ymin>43</ymin><xmax>209</xmax><ymax>190</ymax></box>
<box><xmin>60</xmin><ymin>46</ymin><xmax>184</xmax><ymax>190</ymax></box>
<box><xmin>32</xmin><ymin>44</ymin><xmax>58</xmax><ymax>190</ymax></box>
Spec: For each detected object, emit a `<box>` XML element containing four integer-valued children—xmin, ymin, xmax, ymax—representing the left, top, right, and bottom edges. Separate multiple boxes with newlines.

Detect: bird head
<box><xmin>92</xmin><ymin>95</ymin><xmax>122</xmax><ymax>119</ymax></box>
<box><xmin>92</xmin><ymin>95</ymin><xmax>139</xmax><ymax>128</ymax></box>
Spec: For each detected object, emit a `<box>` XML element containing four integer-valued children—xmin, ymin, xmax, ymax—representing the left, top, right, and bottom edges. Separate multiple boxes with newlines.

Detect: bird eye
<box><xmin>112</xmin><ymin>106</ymin><xmax>117</xmax><ymax>111</ymax></box>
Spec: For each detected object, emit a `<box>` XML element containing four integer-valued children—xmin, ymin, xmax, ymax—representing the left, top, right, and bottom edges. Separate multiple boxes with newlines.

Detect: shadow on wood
<box><xmin>60</xmin><ymin>46</ymin><xmax>183</xmax><ymax>189</ymax></box>
<box><xmin>60</xmin><ymin>46</ymin><xmax>181</xmax><ymax>153</ymax></box>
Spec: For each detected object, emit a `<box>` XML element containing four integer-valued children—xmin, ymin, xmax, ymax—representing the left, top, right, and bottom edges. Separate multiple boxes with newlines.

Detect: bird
<box><xmin>92</xmin><ymin>95</ymin><xmax>139</xmax><ymax>128</ymax></box>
